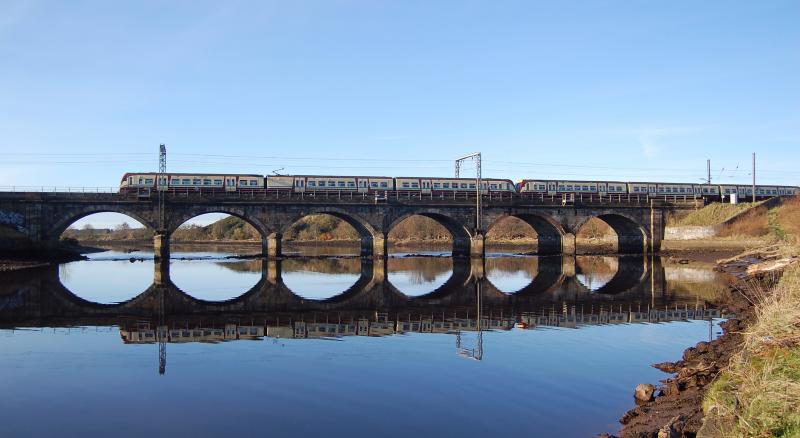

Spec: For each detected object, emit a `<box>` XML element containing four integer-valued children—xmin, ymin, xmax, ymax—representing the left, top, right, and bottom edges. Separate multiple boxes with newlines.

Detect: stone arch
<box><xmin>279</xmin><ymin>207</ymin><xmax>378</xmax><ymax>257</ymax></box>
<box><xmin>484</xmin><ymin>255</ymin><xmax>566</xmax><ymax>295</ymax></box>
<box><xmin>485</xmin><ymin>213</ymin><xmax>566</xmax><ymax>255</ymax></box>
<box><xmin>575</xmin><ymin>213</ymin><xmax>648</xmax><ymax>254</ymax></box>
<box><xmin>573</xmin><ymin>255</ymin><xmax>648</xmax><ymax>294</ymax></box>
<box><xmin>48</xmin><ymin>205</ymin><xmax>157</xmax><ymax>241</ymax></box>
<box><xmin>387</xmin><ymin>211</ymin><xmax>474</xmax><ymax>257</ymax></box>
<box><xmin>168</xmin><ymin>207</ymin><xmax>269</xmax><ymax>239</ymax></box>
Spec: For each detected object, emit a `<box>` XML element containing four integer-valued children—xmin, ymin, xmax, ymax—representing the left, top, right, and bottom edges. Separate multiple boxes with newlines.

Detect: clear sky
<box><xmin>1</xmin><ymin>1</ymin><xmax>798</xmax><ymax>228</ymax></box>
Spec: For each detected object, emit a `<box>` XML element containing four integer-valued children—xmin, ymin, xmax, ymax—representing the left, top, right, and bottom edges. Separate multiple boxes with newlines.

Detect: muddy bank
<box><xmin>608</xmin><ymin>247</ymin><xmax>792</xmax><ymax>438</ymax></box>
<box><xmin>0</xmin><ymin>241</ymin><xmax>99</xmax><ymax>271</ymax></box>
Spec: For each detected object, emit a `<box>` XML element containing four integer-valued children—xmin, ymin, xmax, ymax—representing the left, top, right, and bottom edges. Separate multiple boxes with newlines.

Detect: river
<box><xmin>0</xmin><ymin>246</ymin><xmax>732</xmax><ymax>437</ymax></box>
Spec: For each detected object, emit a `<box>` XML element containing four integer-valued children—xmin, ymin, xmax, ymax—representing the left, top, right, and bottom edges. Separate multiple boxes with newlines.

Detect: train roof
<box><xmin>273</xmin><ymin>174</ymin><xmax>394</xmax><ymax>179</ymax></box>
<box><xmin>517</xmin><ymin>179</ymin><xmax>628</xmax><ymax>183</ymax></box>
<box><xmin>395</xmin><ymin>176</ymin><xmax>514</xmax><ymax>182</ymax></box>
<box><xmin>122</xmin><ymin>172</ymin><xmax>263</xmax><ymax>178</ymax></box>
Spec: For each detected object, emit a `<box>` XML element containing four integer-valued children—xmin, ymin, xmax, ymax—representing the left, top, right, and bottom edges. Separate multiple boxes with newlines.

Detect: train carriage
<box><xmin>120</xmin><ymin>173</ymin><xmax>264</xmax><ymax>193</ymax></box>
<box><xmin>693</xmin><ymin>185</ymin><xmax>721</xmax><ymax>197</ymax></box>
<box><xmin>655</xmin><ymin>182</ymin><xmax>695</xmax><ymax>196</ymax></box>
<box><xmin>627</xmin><ymin>182</ymin><xmax>658</xmax><ymax>196</ymax></box>
<box><xmin>268</xmin><ymin>175</ymin><xmax>394</xmax><ymax>193</ymax></box>
<box><xmin>518</xmin><ymin>179</ymin><xmax>627</xmax><ymax>196</ymax></box>
<box><xmin>395</xmin><ymin>177</ymin><xmax>514</xmax><ymax>194</ymax></box>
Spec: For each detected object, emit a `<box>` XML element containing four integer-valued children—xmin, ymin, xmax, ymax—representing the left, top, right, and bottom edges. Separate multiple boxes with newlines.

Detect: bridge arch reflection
<box><xmin>0</xmin><ymin>254</ymin><xmax>675</xmax><ymax>324</ymax></box>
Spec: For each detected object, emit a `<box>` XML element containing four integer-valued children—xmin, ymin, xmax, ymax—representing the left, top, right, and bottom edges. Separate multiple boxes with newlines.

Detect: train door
<box><xmin>156</xmin><ymin>175</ymin><xmax>168</xmax><ymax>191</ymax></box>
<box><xmin>294</xmin><ymin>177</ymin><xmax>306</xmax><ymax>193</ymax></box>
<box><xmin>225</xmin><ymin>177</ymin><xmax>237</xmax><ymax>192</ymax></box>
<box><xmin>357</xmin><ymin>178</ymin><xmax>368</xmax><ymax>193</ymax></box>
<box><xmin>547</xmin><ymin>182</ymin><xmax>557</xmax><ymax>196</ymax></box>
<box><xmin>421</xmin><ymin>179</ymin><xmax>432</xmax><ymax>194</ymax></box>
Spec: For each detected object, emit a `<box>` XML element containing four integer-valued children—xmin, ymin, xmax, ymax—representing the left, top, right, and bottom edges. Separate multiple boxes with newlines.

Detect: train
<box><xmin>119</xmin><ymin>172</ymin><xmax>798</xmax><ymax>200</ymax></box>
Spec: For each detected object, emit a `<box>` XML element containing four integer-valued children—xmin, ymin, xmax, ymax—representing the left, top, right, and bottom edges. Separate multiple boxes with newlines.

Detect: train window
<box><xmin>468</xmin><ymin>184</ymin><xmax>475</xmax><ymax>189</ymax></box>
<box><xmin>249</xmin><ymin>180</ymin><xmax>257</xmax><ymax>186</ymax></box>
<box><xmin>558</xmin><ymin>186</ymin><xmax>565</xmax><ymax>190</ymax></box>
<box><xmin>581</xmin><ymin>186</ymin><xmax>588</xmax><ymax>191</ymax></box>
<box><xmin>402</xmin><ymin>183</ymin><xmax>410</xmax><ymax>188</ymax></box>
<box><xmin>380</xmin><ymin>182</ymin><xmax>388</xmax><ymax>188</ymax></box>
<box><xmin>240</xmin><ymin>180</ymin><xmax>246</xmax><ymax>186</ymax></box>
<box><xmin>193</xmin><ymin>179</ymin><xmax>201</xmax><ymax>185</ymax></box>
<box><xmin>348</xmin><ymin>182</ymin><xmax>355</xmax><ymax>187</ymax></box>
<box><xmin>370</xmin><ymin>182</ymin><xmax>378</xmax><ymax>187</ymax></box>
<box><xmin>411</xmin><ymin>183</ymin><xmax>419</xmax><ymax>188</ymax></box>
<box><xmin>327</xmin><ymin>181</ymin><xmax>335</xmax><ymax>187</ymax></box>
<box><xmin>145</xmin><ymin>179</ymin><xmax>153</xmax><ymax>184</ymax></box>
<box><xmin>566</xmin><ymin>185</ymin><xmax>573</xmax><ymax>190</ymax></box>
<box><xmin>338</xmin><ymin>182</ymin><xmax>346</xmax><ymax>187</ymax></box>
<box><xmin>633</xmin><ymin>187</ymin><xmax>639</xmax><ymax>192</ymax></box>
<box><xmin>443</xmin><ymin>183</ymin><xmax>450</xmax><ymax>188</ymax></box>
<box><xmin>308</xmin><ymin>181</ymin><xmax>316</xmax><ymax>187</ymax></box>
<box><xmin>184</xmin><ymin>179</ymin><xmax>192</xmax><ymax>185</ymax></box>
<box><xmin>460</xmin><ymin>183</ymin><xmax>467</xmax><ymax>188</ymax></box>
<box><xmin>203</xmin><ymin>179</ymin><xmax>211</xmax><ymax>185</ymax></box>
<box><xmin>490</xmin><ymin>184</ymin><xmax>497</xmax><ymax>189</ymax></box>
<box><xmin>434</xmin><ymin>183</ymin><xmax>441</xmax><ymax>188</ymax></box>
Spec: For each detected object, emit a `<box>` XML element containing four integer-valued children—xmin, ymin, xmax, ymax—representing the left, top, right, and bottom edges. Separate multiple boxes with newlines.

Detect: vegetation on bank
<box><xmin>669</xmin><ymin>202</ymin><xmax>758</xmax><ymax>227</ymax></box>
<box><xmin>701</xmin><ymin>195</ymin><xmax>800</xmax><ymax>437</ymax></box>
<box><xmin>703</xmin><ymin>264</ymin><xmax>800</xmax><ymax>437</ymax></box>
<box><xmin>61</xmin><ymin>214</ymin><xmax>616</xmax><ymax>243</ymax></box>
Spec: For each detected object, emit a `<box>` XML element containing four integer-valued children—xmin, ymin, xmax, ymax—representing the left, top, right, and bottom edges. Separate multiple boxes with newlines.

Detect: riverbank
<box><xmin>611</xmin><ymin>243</ymin><xmax>799</xmax><ymax>437</ymax></box>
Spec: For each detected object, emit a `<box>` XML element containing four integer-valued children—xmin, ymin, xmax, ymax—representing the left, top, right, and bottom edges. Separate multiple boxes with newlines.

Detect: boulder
<box><xmin>634</xmin><ymin>383</ymin><xmax>656</xmax><ymax>402</ymax></box>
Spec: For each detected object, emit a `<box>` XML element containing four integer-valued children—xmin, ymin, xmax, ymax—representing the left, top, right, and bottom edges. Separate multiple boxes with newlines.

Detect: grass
<box><xmin>703</xmin><ymin>265</ymin><xmax>800</xmax><ymax>437</ymax></box>
<box><xmin>672</xmin><ymin>202</ymin><xmax>758</xmax><ymax>227</ymax></box>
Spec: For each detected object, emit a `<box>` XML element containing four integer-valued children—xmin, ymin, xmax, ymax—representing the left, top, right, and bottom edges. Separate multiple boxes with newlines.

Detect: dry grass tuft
<box><xmin>717</xmin><ymin>207</ymin><xmax>771</xmax><ymax>239</ymax></box>
<box><xmin>675</xmin><ymin>202</ymin><xmax>756</xmax><ymax>227</ymax></box>
<box><xmin>704</xmin><ymin>265</ymin><xmax>800</xmax><ymax>437</ymax></box>
<box><xmin>777</xmin><ymin>196</ymin><xmax>800</xmax><ymax>244</ymax></box>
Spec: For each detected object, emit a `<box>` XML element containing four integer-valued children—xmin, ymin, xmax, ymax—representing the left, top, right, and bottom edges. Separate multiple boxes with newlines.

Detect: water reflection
<box><xmin>388</xmin><ymin>257</ymin><xmax>453</xmax><ymax>296</ymax></box>
<box><xmin>58</xmin><ymin>252</ymin><xmax>154</xmax><ymax>304</ymax></box>
<box><xmin>281</xmin><ymin>258</ymin><xmax>362</xmax><ymax>299</ymax></box>
<box><xmin>170</xmin><ymin>259</ymin><xmax>263</xmax><ymax>301</ymax></box>
<box><xmin>0</xmin><ymin>253</ymin><xmax>732</xmax><ymax>437</ymax></box>
<box><xmin>485</xmin><ymin>256</ymin><xmax>538</xmax><ymax>292</ymax></box>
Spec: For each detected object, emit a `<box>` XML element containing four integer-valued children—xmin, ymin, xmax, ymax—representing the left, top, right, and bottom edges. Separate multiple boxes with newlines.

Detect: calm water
<box><xmin>0</xmin><ymin>247</ymin><xmax>731</xmax><ymax>437</ymax></box>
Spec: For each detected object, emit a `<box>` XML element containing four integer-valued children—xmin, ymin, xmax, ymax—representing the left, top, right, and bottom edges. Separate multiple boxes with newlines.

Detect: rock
<box><xmin>635</xmin><ymin>383</ymin><xmax>656</xmax><ymax>402</ymax></box>
<box><xmin>657</xmin><ymin>415</ymin><xmax>685</xmax><ymax>438</ymax></box>
<box><xmin>653</xmin><ymin>361</ymin><xmax>681</xmax><ymax>373</ymax></box>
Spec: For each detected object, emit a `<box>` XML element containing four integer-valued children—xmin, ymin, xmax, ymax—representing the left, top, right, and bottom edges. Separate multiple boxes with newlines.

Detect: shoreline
<box><xmin>609</xmin><ymin>244</ymin><xmax>797</xmax><ymax>437</ymax></box>
<box><xmin>0</xmin><ymin>238</ymin><xmax>759</xmax><ymax>272</ymax></box>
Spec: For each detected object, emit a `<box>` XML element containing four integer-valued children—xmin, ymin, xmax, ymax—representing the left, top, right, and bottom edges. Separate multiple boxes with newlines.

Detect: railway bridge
<box><xmin>0</xmin><ymin>190</ymin><xmax>702</xmax><ymax>258</ymax></box>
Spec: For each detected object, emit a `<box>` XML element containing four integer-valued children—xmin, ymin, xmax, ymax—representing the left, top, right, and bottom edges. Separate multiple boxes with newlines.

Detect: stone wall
<box><xmin>664</xmin><ymin>226</ymin><xmax>717</xmax><ymax>240</ymax></box>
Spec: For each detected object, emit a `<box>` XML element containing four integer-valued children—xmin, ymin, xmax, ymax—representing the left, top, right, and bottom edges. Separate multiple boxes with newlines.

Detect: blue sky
<box><xmin>1</xmin><ymin>1</ymin><xmax>798</xmax><ymax>227</ymax></box>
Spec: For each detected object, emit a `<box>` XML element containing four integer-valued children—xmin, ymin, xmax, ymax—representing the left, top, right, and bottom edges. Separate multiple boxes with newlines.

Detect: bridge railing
<box><xmin>1</xmin><ymin>186</ymin><xmax>705</xmax><ymax>208</ymax></box>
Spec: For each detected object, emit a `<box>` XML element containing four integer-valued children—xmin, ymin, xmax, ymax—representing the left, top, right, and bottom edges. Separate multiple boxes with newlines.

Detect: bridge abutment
<box><xmin>470</xmin><ymin>234</ymin><xmax>485</xmax><ymax>258</ymax></box>
<box><xmin>153</xmin><ymin>233</ymin><xmax>170</xmax><ymax>261</ymax></box>
<box><xmin>266</xmin><ymin>233</ymin><xmax>282</xmax><ymax>258</ymax></box>
<box><xmin>370</xmin><ymin>232</ymin><xmax>388</xmax><ymax>258</ymax></box>
<box><xmin>560</xmin><ymin>233</ymin><xmax>576</xmax><ymax>255</ymax></box>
